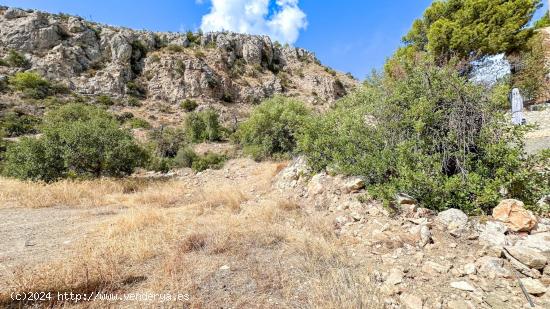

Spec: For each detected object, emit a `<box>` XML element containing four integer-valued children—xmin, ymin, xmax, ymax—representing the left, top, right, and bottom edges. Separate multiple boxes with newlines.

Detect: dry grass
<box><xmin>0</xmin><ymin>160</ymin><xmax>382</xmax><ymax>307</ymax></box>
<box><xmin>0</xmin><ymin>194</ymin><xmax>382</xmax><ymax>308</ymax></box>
<box><xmin>0</xmin><ymin>177</ymin><xmax>190</xmax><ymax>208</ymax></box>
<box><xmin>198</xmin><ymin>184</ymin><xmax>249</xmax><ymax>212</ymax></box>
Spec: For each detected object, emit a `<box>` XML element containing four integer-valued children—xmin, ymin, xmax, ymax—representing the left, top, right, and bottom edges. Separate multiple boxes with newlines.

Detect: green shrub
<box><xmin>180</xmin><ymin>99</ymin><xmax>198</xmax><ymax>112</ymax></box>
<box><xmin>147</xmin><ymin>147</ymin><xmax>225</xmax><ymax>172</ymax></box>
<box><xmin>0</xmin><ymin>58</ymin><xmax>7</xmax><ymax>67</ymax></box>
<box><xmin>0</xmin><ymin>111</ymin><xmax>41</xmax><ymax>137</ymax></box>
<box><xmin>173</xmin><ymin>146</ymin><xmax>198</xmax><ymax>168</ymax></box>
<box><xmin>126</xmin><ymin>97</ymin><xmax>142</xmax><ymax>107</ymax></box>
<box><xmin>9</xmin><ymin>72</ymin><xmax>52</xmax><ymax>99</ymax></box>
<box><xmin>150</xmin><ymin>54</ymin><xmax>161</xmax><ymax>63</ymax></box>
<box><xmin>0</xmin><ymin>76</ymin><xmax>7</xmax><ymax>93</ymax></box>
<box><xmin>2</xmin><ymin>103</ymin><xmax>148</xmax><ymax>181</ymax></box>
<box><xmin>186</xmin><ymin>31</ymin><xmax>202</xmax><ymax>46</ymax></box>
<box><xmin>96</xmin><ymin>95</ymin><xmax>114</xmax><ymax>106</ymax></box>
<box><xmin>191</xmin><ymin>152</ymin><xmax>226</xmax><ymax>172</ymax></box>
<box><xmin>166</xmin><ymin>44</ymin><xmax>184</xmax><ymax>53</ymax></box>
<box><xmin>298</xmin><ymin>57</ymin><xmax>549</xmax><ymax>214</ymax></box>
<box><xmin>235</xmin><ymin>96</ymin><xmax>310</xmax><ymax>160</ymax></box>
<box><xmin>116</xmin><ymin>112</ymin><xmax>134</xmax><ymax>123</ymax></box>
<box><xmin>2</xmin><ymin>137</ymin><xmax>65</xmax><ymax>182</ymax></box>
<box><xmin>184</xmin><ymin>109</ymin><xmax>222</xmax><ymax>142</ymax></box>
<box><xmin>148</xmin><ymin>127</ymin><xmax>187</xmax><ymax>158</ymax></box>
<box><xmin>127</xmin><ymin>117</ymin><xmax>151</xmax><ymax>129</ymax></box>
<box><xmin>126</xmin><ymin>80</ymin><xmax>146</xmax><ymax>98</ymax></box>
<box><xmin>511</xmin><ymin>34</ymin><xmax>550</xmax><ymax>102</ymax></box>
<box><xmin>324</xmin><ymin>67</ymin><xmax>337</xmax><ymax>76</ymax></box>
<box><xmin>5</xmin><ymin>50</ymin><xmax>30</xmax><ymax>68</ymax></box>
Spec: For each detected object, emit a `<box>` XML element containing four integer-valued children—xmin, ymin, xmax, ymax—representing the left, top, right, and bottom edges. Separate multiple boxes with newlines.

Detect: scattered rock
<box><xmin>504</xmin><ymin>246</ymin><xmax>547</xmax><ymax>270</ymax></box>
<box><xmin>502</xmin><ymin>249</ymin><xmax>542</xmax><ymax>278</ymax></box>
<box><xmin>422</xmin><ymin>261</ymin><xmax>450</xmax><ymax>274</ymax></box>
<box><xmin>343</xmin><ymin>177</ymin><xmax>365</xmax><ymax>193</ymax></box>
<box><xmin>484</xmin><ymin>293</ymin><xmax>508</xmax><ymax>309</ymax></box>
<box><xmin>476</xmin><ymin>220</ymin><xmax>509</xmax><ymax>246</ymax></box>
<box><xmin>447</xmin><ymin>300</ymin><xmax>471</xmax><ymax>309</ymax></box>
<box><xmin>463</xmin><ymin>263</ymin><xmax>477</xmax><ymax>275</ymax></box>
<box><xmin>415</xmin><ymin>207</ymin><xmax>435</xmax><ymax>218</ymax></box>
<box><xmin>381</xmin><ymin>283</ymin><xmax>401</xmax><ymax>296</ymax></box>
<box><xmin>476</xmin><ymin>256</ymin><xmax>510</xmax><ymax>278</ymax></box>
<box><xmin>520</xmin><ymin>278</ymin><xmax>547</xmax><ymax>295</ymax></box>
<box><xmin>219</xmin><ymin>265</ymin><xmax>230</xmax><ymax>271</ymax></box>
<box><xmin>450</xmin><ymin>281</ymin><xmax>476</xmax><ymax>292</ymax></box>
<box><xmin>515</xmin><ymin>232</ymin><xmax>550</xmax><ymax>252</ymax></box>
<box><xmin>334</xmin><ymin>215</ymin><xmax>353</xmax><ymax>229</ymax></box>
<box><xmin>400</xmin><ymin>293</ymin><xmax>423</xmax><ymax>309</ymax></box>
<box><xmin>419</xmin><ymin>225</ymin><xmax>432</xmax><ymax>247</ymax></box>
<box><xmin>537</xmin><ymin>195</ymin><xmax>550</xmax><ymax>210</ymax></box>
<box><xmin>437</xmin><ymin>208</ymin><xmax>468</xmax><ymax>230</ymax></box>
<box><xmin>396</xmin><ymin>193</ymin><xmax>416</xmax><ymax>205</ymax></box>
<box><xmin>308</xmin><ymin>173</ymin><xmax>326</xmax><ymax>195</ymax></box>
<box><xmin>492</xmin><ymin>199</ymin><xmax>537</xmax><ymax>232</ymax></box>
<box><xmin>386</xmin><ymin>268</ymin><xmax>404</xmax><ymax>285</ymax></box>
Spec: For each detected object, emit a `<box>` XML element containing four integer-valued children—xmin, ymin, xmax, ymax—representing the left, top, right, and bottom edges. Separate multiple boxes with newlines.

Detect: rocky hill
<box><xmin>0</xmin><ymin>6</ymin><xmax>357</xmax><ymax>123</ymax></box>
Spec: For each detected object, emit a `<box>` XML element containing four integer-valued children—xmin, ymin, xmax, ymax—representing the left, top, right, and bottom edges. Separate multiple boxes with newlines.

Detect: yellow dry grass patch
<box><xmin>0</xmin><ymin>177</ymin><xmax>191</xmax><ymax>209</ymax></box>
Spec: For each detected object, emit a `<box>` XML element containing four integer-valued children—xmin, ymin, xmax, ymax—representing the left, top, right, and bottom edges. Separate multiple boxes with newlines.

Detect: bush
<box><xmin>2</xmin><ymin>104</ymin><xmax>148</xmax><ymax>181</ymax></box>
<box><xmin>2</xmin><ymin>137</ymin><xmax>65</xmax><ymax>181</ymax></box>
<box><xmin>126</xmin><ymin>80</ymin><xmax>146</xmax><ymax>98</ymax></box>
<box><xmin>298</xmin><ymin>57</ymin><xmax>549</xmax><ymax>214</ymax></box>
<box><xmin>96</xmin><ymin>95</ymin><xmax>114</xmax><ymax>106</ymax></box>
<box><xmin>184</xmin><ymin>109</ymin><xmax>222</xmax><ymax>142</ymax></box>
<box><xmin>166</xmin><ymin>44</ymin><xmax>184</xmax><ymax>53</ymax></box>
<box><xmin>510</xmin><ymin>34</ymin><xmax>550</xmax><ymax>102</ymax></box>
<box><xmin>173</xmin><ymin>146</ymin><xmax>198</xmax><ymax>168</ymax></box>
<box><xmin>127</xmin><ymin>117</ymin><xmax>151</xmax><ymax>129</ymax></box>
<box><xmin>0</xmin><ymin>111</ymin><xmax>41</xmax><ymax>137</ymax></box>
<box><xmin>180</xmin><ymin>99</ymin><xmax>198</xmax><ymax>112</ymax></box>
<box><xmin>148</xmin><ymin>147</ymin><xmax>225</xmax><ymax>172</ymax></box>
<box><xmin>9</xmin><ymin>72</ymin><xmax>51</xmax><ymax>99</ymax></box>
<box><xmin>5</xmin><ymin>50</ymin><xmax>30</xmax><ymax>68</ymax></box>
<box><xmin>116</xmin><ymin>112</ymin><xmax>134</xmax><ymax>123</ymax></box>
<box><xmin>148</xmin><ymin>127</ymin><xmax>187</xmax><ymax>158</ymax></box>
<box><xmin>186</xmin><ymin>31</ymin><xmax>202</xmax><ymax>46</ymax></box>
<box><xmin>191</xmin><ymin>152</ymin><xmax>226</xmax><ymax>172</ymax></box>
<box><xmin>235</xmin><ymin>96</ymin><xmax>310</xmax><ymax>160</ymax></box>
<box><xmin>126</xmin><ymin>97</ymin><xmax>142</xmax><ymax>107</ymax></box>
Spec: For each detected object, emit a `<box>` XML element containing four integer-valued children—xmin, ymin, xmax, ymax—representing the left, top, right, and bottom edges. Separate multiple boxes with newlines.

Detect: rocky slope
<box><xmin>0</xmin><ymin>6</ymin><xmax>356</xmax><ymax>121</ymax></box>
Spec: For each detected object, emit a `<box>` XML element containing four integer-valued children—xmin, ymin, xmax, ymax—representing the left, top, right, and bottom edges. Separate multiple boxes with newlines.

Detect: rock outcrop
<box><xmin>0</xmin><ymin>6</ymin><xmax>357</xmax><ymax>116</ymax></box>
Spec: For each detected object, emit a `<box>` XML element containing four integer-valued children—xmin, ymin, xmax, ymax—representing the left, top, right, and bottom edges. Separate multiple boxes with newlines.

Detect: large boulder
<box><xmin>515</xmin><ymin>232</ymin><xmax>550</xmax><ymax>253</ymax></box>
<box><xmin>504</xmin><ymin>246</ymin><xmax>547</xmax><ymax>270</ymax></box>
<box><xmin>492</xmin><ymin>199</ymin><xmax>537</xmax><ymax>232</ymax></box>
<box><xmin>437</xmin><ymin>208</ymin><xmax>468</xmax><ymax>230</ymax></box>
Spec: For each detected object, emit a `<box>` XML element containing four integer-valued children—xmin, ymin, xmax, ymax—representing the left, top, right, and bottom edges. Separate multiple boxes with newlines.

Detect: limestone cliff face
<box><xmin>0</xmin><ymin>7</ymin><xmax>357</xmax><ymax>110</ymax></box>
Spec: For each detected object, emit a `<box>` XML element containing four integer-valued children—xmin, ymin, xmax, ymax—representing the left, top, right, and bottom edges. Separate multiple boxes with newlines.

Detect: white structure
<box><xmin>510</xmin><ymin>88</ymin><xmax>524</xmax><ymax>125</ymax></box>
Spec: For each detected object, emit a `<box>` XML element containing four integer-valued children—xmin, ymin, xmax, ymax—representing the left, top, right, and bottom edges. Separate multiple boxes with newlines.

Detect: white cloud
<box><xmin>199</xmin><ymin>0</ymin><xmax>307</xmax><ymax>44</ymax></box>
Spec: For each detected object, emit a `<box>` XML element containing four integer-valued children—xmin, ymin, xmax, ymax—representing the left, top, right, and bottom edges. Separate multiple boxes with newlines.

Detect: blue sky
<box><xmin>1</xmin><ymin>1</ymin><xmax>548</xmax><ymax>79</ymax></box>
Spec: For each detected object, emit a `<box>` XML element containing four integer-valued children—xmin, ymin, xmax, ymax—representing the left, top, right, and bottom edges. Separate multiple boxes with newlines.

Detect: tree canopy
<box><xmin>403</xmin><ymin>0</ymin><xmax>542</xmax><ymax>61</ymax></box>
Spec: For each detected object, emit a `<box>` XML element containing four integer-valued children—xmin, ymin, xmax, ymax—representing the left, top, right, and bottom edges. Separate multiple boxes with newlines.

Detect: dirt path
<box><xmin>0</xmin><ymin>207</ymin><xmax>124</xmax><ymax>269</ymax></box>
